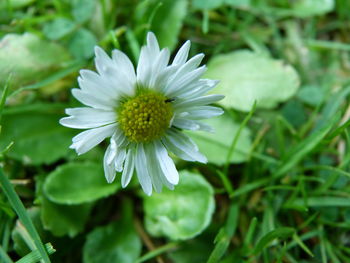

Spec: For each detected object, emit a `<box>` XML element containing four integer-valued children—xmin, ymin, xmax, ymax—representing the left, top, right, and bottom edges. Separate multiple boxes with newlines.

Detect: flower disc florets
<box><xmin>118</xmin><ymin>90</ymin><xmax>173</xmax><ymax>143</ymax></box>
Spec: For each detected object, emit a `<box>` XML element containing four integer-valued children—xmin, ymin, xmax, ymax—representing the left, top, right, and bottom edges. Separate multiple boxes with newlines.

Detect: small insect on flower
<box><xmin>60</xmin><ymin>32</ymin><xmax>224</xmax><ymax>195</ymax></box>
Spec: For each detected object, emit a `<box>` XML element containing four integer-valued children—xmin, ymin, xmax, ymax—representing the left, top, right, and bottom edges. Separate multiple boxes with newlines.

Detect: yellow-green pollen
<box><xmin>118</xmin><ymin>92</ymin><xmax>173</xmax><ymax>143</ymax></box>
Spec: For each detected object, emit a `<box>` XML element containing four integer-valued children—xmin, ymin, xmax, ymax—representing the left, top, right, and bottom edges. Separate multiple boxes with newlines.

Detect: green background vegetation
<box><xmin>1</xmin><ymin>0</ymin><xmax>350</xmax><ymax>262</ymax></box>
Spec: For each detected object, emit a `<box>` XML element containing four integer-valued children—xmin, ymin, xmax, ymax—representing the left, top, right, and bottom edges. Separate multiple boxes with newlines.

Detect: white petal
<box><xmin>137</xmin><ymin>32</ymin><xmax>161</xmax><ymax>86</ymax></box>
<box><xmin>144</xmin><ymin>143</ymin><xmax>163</xmax><ymax>193</ymax></box>
<box><xmin>165</xmin><ymin>66</ymin><xmax>207</xmax><ymax>97</ymax></box>
<box><xmin>115</xmin><ymin>148</ymin><xmax>126</xmax><ymax>172</ymax></box>
<box><xmin>197</xmin><ymin>121</ymin><xmax>214</xmax><ymax>132</ymax></box>
<box><xmin>162</xmin><ymin>129</ymin><xmax>207</xmax><ymax>163</ymax></box>
<box><xmin>104</xmin><ymin>144</ymin><xmax>116</xmax><ymax>183</ymax></box>
<box><xmin>153</xmin><ymin>65</ymin><xmax>179</xmax><ymax>92</ymax></box>
<box><xmin>172</xmin><ymin>118</ymin><xmax>200</xmax><ymax>130</ymax></box>
<box><xmin>112</xmin><ymin>49</ymin><xmax>136</xmax><ymax>84</ymax></box>
<box><xmin>121</xmin><ymin>148</ymin><xmax>135</xmax><ymax>188</ymax></box>
<box><xmin>178</xmin><ymin>79</ymin><xmax>219</xmax><ymax>99</ymax></box>
<box><xmin>172</xmin><ymin>40</ymin><xmax>191</xmax><ymax>65</ymax></box>
<box><xmin>135</xmin><ymin>144</ymin><xmax>152</xmax><ymax>195</ymax></box>
<box><xmin>60</xmin><ymin>108</ymin><xmax>116</xmax><ymax>129</ymax></box>
<box><xmin>79</xmin><ymin>70</ymin><xmax>116</xmax><ymax>98</ymax></box>
<box><xmin>69</xmin><ymin>123</ymin><xmax>116</xmax><ymax>155</ymax></box>
<box><xmin>94</xmin><ymin>47</ymin><xmax>135</xmax><ymax>97</ymax></box>
<box><xmin>173</xmin><ymin>94</ymin><xmax>225</xmax><ymax>110</ymax></box>
<box><xmin>112</xmin><ymin>128</ymin><xmax>128</xmax><ymax>147</ymax></box>
<box><xmin>168</xmin><ymin>53</ymin><xmax>204</xmax><ymax>81</ymax></box>
<box><xmin>149</xmin><ymin>48</ymin><xmax>170</xmax><ymax>88</ymax></box>
<box><xmin>175</xmin><ymin>53</ymin><xmax>204</xmax><ymax>75</ymax></box>
<box><xmin>71</xmin><ymin>89</ymin><xmax>115</xmax><ymax>110</ymax></box>
<box><xmin>146</xmin><ymin>32</ymin><xmax>160</xmax><ymax>57</ymax></box>
<box><xmin>107</xmin><ymin>137</ymin><xmax>117</xmax><ymax>164</ymax></box>
<box><xmin>154</xmin><ymin>141</ymin><xmax>179</xmax><ymax>185</ymax></box>
<box><xmin>136</xmin><ymin>45</ymin><xmax>151</xmax><ymax>85</ymax></box>
<box><xmin>179</xmin><ymin>106</ymin><xmax>224</xmax><ymax>120</ymax></box>
<box><xmin>94</xmin><ymin>46</ymin><xmax>115</xmax><ymax>75</ymax></box>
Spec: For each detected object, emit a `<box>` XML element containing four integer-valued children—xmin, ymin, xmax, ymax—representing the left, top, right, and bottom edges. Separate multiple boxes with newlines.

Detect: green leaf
<box><xmin>0</xmin><ymin>0</ymin><xmax>35</xmax><ymax>9</ymax></box>
<box><xmin>0</xmin><ymin>33</ymin><xmax>70</xmax><ymax>89</ymax></box>
<box><xmin>292</xmin><ymin>0</ymin><xmax>334</xmax><ymax>17</ymax></box>
<box><xmin>68</xmin><ymin>28</ymin><xmax>97</xmax><ymax>59</ymax></box>
<box><xmin>296</xmin><ymin>85</ymin><xmax>324</xmax><ymax>106</ymax></box>
<box><xmin>205</xmin><ymin>50</ymin><xmax>300</xmax><ymax>112</ymax></box>
<box><xmin>143</xmin><ymin>170</ymin><xmax>215</xmax><ymax>240</ymax></box>
<box><xmin>253</xmin><ymin>227</ymin><xmax>295</xmax><ymax>255</ymax></box>
<box><xmin>150</xmin><ymin>0</ymin><xmax>187</xmax><ymax>50</ymax></box>
<box><xmin>83</xmin><ymin>201</ymin><xmax>141</xmax><ymax>263</ymax></box>
<box><xmin>0</xmin><ymin>103</ymin><xmax>74</xmax><ymax>165</ymax></box>
<box><xmin>43</xmin><ymin>162</ymin><xmax>119</xmax><ymax>205</ymax></box>
<box><xmin>72</xmin><ymin>0</ymin><xmax>96</xmax><ymax>23</ymax></box>
<box><xmin>281</xmin><ymin>100</ymin><xmax>307</xmax><ymax>128</ymax></box>
<box><xmin>186</xmin><ymin>113</ymin><xmax>252</xmax><ymax>165</ymax></box>
<box><xmin>41</xmin><ymin>194</ymin><xmax>92</xmax><ymax>237</ymax></box>
<box><xmin>43</xmin><ymin>18</ymin><xmax>76</xmax><ymax>40</ymax></box>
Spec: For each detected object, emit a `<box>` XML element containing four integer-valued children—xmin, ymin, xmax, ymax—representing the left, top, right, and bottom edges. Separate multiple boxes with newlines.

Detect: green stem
<box><xmin>0</xmin><ymin>168</ymin><xmax>51</xmax><ymax>263</ymax></box>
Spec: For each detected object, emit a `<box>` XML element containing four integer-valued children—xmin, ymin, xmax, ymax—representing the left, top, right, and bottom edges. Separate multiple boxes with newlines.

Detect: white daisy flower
<box><xmin>60</xmin><ymin>32</ymin><xmax>224</xmax><ymax>195</ymax></box>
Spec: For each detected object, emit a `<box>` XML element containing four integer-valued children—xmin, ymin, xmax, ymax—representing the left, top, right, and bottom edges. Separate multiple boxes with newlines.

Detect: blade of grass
<box><xmin>0</xmin><ymin>75</ymin><xmax>11</xmax><ymax>123</ymax></box>
<box><xmin>231</xmin><ymin>178</ymin><xmax>270</xmax><ymax>198</ymax></box>
<box><xmin>273</xmin><ymin>113</ymin><xmax>339</xmax><ymax>179</ymax></box>
<box><xmin>135</xmin><ymin>242</ymin><xmax>178</xmax><ymax>263</ymax></box>
<box><xmin>287</xmin><ymin>196</ymin><xmax>350</xmax><ymax>207</ymax></box>
<box><xmin>16</xmin><ymin>243</ymin><xmax>55</xmax><ymax>263</ymax></box>
<box><xmin>0</xmin><ymin>245</ymin><xmax>13</xmax><ymax>263</ymax></box>
<box><xmin>0</xmin><ymin>168</ymin><xmax>51</xmax><ymax>263</ymax></box>
<box><xmin>252</xmin><ymin>227</ymin><xmax>295</xmax><ymax>256</ymax></box>
<box><xmin>207</xmin><ymin>203</ymin><xmax>239</xmax><ymax>263</ymax></box>
<box><xmin>305</xmin><ymin>39</ymin><xmax>350</xmax><ymax>51</ymax></box>
<box><xmin>216</xmin><ymin>170</ymin><xmax>234</xmax><ymax>197</ymax></box>
<box><xmin>224</xmin><ymin>102</ymin><xmax>256</xmax><ymax>175</ymax></box>
<box><xmin>244</xmin><ymin>217</ymin><xmax>258</xmax><ymax>244</ymax></box>
<box><xmin>292</xmin><ymin>233</ymin><xmax>314</xmax><ymax>257</ymax></box>
<box><xmin>325</xmin><ymin>240</ymin><xmax>341</xmax><ymax>263</ymax></box>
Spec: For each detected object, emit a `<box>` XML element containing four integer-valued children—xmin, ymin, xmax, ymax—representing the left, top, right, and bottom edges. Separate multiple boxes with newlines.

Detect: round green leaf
<box><xmin>68</xmin><ymin>28</ymin><xmax>97</xmax><ymax>59</ymax></box>
<box><xmin>144</xmin><ymin>170</ymin><xmax>215</xmax><ymax>240</ymax></box>
<box><xmin>83</xmin><ymin>217</ymin><xmax>141</xmax><ymax>263</ymax></box>
<box><xmin>205</xmin><ymin>50</ymin><xmax>300</xmax><ymax>112</ymax></box>
<box><xmin>41</xmin><ymin>195</ymin><xmax>92</xmax><ymax>237</ymax></box>
<box><xmin>186</xmin><ymin>113</ymin><xmax>252</xmax><ymax>165</ymax></box>
<box><xmin>43</xmin><ymin>18</ymin><xmax>76</xmax><ymax>40</ymax></box>
<box><xmin>292</xmin><ymin>0</ymin><xmax>334</xmax><ymax>17</ymax></box>
<box><xmin>72</xmin><ymin>0</ymin><xmax>96</xmax><ymax>23</ymax></box>
<box><xmin>297</xmin><ymin>85</ymin><xmax>324</xmax><ymax>106</ymax></box>
<box><xmin>0</xmin><ymin>33</ymin><xmax>70</xmax><ymax>89</ymax></box>
<box><xmin>44</xmin><ymin>162</ymin><xmax>119</xmax><ymax>205</ymax></box>
<box><xmin>0</xmin><ymin>104</ymin><xmax>75</xmax><ymax>165</ymax></box>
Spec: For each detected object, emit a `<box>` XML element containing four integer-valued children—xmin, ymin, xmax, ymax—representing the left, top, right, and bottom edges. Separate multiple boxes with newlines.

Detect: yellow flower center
<box><xmin>118</xmin><ymin>91</ymin><xmax>173</xmax><ymax>143</ymax></box>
